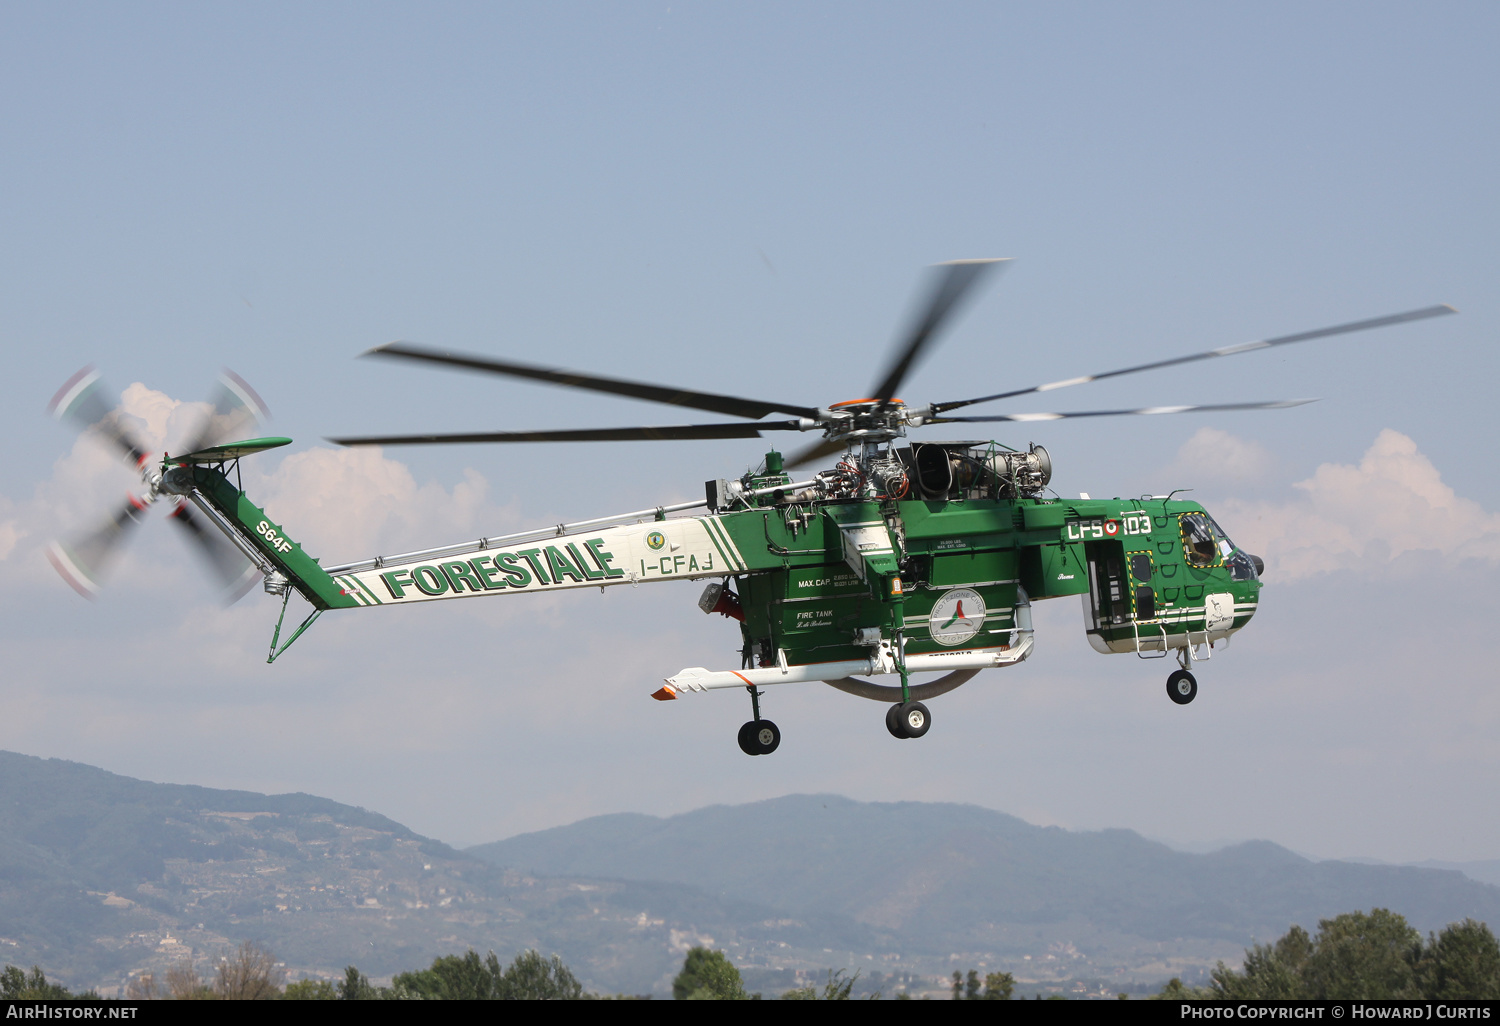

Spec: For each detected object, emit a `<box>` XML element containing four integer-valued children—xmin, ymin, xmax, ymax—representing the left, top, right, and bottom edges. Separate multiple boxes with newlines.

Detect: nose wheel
<box><xmin>1166</xmin><ymin>669</ymin><xmax>1197</xmax><ymax>705</ymax></box>
<box><xmin>885</xmin><ymin>701</ymin><xmax>932</xmax><ymax>739</ymax></box>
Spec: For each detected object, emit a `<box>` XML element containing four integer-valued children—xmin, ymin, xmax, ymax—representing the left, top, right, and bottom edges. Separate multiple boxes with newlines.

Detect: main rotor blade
<box><xmin>933</xmin><ymin>305</ymin><xmax>1456</xmax><ymax>414</ymax></box>
<box><xmin>784</xmin><ymin>436</ymin><xmax>848</xmax><ymax>470</ymax></box>
<box><xmin>365</xmin><ymin>343</ymin><xmax>820</xmax><ymax>421</ymax></box>
<box><xmin>48</xmin><ymin>367</ymin><xmax>151</xmax><ymax>467</ymax></box>
<box><xmin>871</xmin><ymin>259</ymin><xmax>1009</xmax><ymax>402</ymax></box>
<box><xmin>930</xmin><ymin>399</ymin><xmax>1319</xmax><ymax>424</ymax></box>
<box><xmin>169</xmin><ymin>501</ymin><xmax>258</xmax><ymax>604</ymax></box>
<box><xmin>46</xmin><ymin>495</ymin><xmax>150</xmax><ymax>598</ymax></box>
<box><xmin>182</xmin><ymin>370</ymin><xmax>270</xmax><ymax>456</ymax></box>
<box><xmin>329</xmin><ymin>419</ymin><xmax>812</xmax><ymax>446</ymax></box>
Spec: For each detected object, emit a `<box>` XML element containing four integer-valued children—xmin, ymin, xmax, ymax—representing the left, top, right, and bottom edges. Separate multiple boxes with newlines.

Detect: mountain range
<box><xmin>2</xmin><ymin>749</ymin><xmax>1497</xmax><ymax>997</ymax></box>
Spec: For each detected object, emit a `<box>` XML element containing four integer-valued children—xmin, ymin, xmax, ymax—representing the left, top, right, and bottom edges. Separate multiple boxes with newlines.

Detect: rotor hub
<box><xmin>822</xmin><ymin>398</ymin><xmax>909</xmax><ymax>449</ymax></box>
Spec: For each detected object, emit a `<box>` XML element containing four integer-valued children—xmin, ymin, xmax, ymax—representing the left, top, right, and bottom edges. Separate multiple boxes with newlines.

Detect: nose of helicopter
<box><xmin>1250</xmin><ymin>554</ymin><xmax>1265</xmax><ymax>576</ymax></box>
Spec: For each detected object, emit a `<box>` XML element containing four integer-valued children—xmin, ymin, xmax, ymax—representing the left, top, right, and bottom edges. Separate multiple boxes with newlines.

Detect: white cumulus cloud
<box><xmin>247</xmin><ymin>446</ymin><xmax>514</xmax><ymax>565</ymax></box>
<box><xmin>1164</xmin><ymin>426</ymin><xmax>1276</xmax><ymax>484</ymax></box>
<box><xmin>1217</xmin><ymin>429</ymin><xmax>1500</xmax><ymax>580</ymax></box>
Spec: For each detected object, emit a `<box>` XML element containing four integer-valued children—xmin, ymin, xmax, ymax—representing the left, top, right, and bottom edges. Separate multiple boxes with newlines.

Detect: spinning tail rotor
<box><xmin>46</xmin><ymin>368</ymin><xmax>271</xmax><ymax>603</ymax></box>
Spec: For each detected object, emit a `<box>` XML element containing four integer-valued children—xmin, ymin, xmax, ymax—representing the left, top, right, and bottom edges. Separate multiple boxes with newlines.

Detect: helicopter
<box><xmin>48</xmin><ymin>260</ymin><xmax>1455</xmax><ymax>756</ymax></box>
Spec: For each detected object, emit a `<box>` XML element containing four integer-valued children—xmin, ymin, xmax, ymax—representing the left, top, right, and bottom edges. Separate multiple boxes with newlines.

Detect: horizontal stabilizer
<box><xmin>174</xmin><ymin>437</ymin><xmax>293</xmax><ymax>463</ymax></box>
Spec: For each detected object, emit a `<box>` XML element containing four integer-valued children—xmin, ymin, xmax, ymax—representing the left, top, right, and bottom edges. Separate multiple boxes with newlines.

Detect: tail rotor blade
<box><xmin>182</xmin><ymin>369</ymin><xmax>270</xmax><ymax>455</ymax></box>
<box><xmin>48</xmin><ymin>367</ymin><xmax>151</xmax><ymax>468</ymax></box>
<box><xmin>168</xmin><ymin>501</ymin><xmax>259</xmax><ymax>604</ymax></box>
<box><xmin>47</xmin><ymin>495</ymin><xmax>151</xmax><ymax>598</ymax></box>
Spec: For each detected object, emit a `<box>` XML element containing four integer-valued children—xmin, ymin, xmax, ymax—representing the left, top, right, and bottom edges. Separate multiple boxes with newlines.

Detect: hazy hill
<box><xmin>468</xmin><ymin>794</ymin><xmax>1500</xmax><ymax>955</ymax></box>
<box><xmin>0</xmin><ymin>750</ymin><xmax>835</xmax><ymax>995</ymax></box>
<box><xmin>4</xmin><ymin>751</ymin><xmax>1498</xmax><ymax>997</ymax></box>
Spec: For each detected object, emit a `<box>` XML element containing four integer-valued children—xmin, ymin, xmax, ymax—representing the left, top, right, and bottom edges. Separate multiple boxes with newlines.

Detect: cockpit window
<box><xmin>1180</xmin><ymin>513</ymin><xmax>1219</xmax><ymax>567</ymax></box>
<box><xmin>1181</xmin><ymin>512</ymin><xmax>1259</xmax><ymax>580</ymax></box>
<box><xmin>1225</xmin><ymin>550</ymin><xmax>1259</xmax><ymax>581</ymax></box>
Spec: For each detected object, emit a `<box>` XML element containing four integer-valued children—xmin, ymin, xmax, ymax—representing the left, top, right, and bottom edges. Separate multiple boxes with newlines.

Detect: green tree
<box><xmin>673</xmin><ymin>947</ymin><xmax>746</xmax><ymax>1000</ymax></box>
<box><xmin>949</xmin><ymin>969</ymin><xmax>1013</xmax><ymax>1000</ymax></box>
<box><xmin>282</xmin><ymin>979</ymin><xmax>338</xmax><ymax>1000</ymax></box>
<box><xmin>1211</xmin><ymin>924</ymin><xmax>1313</xmax><ymax>999</ymax></box>
<box><xmin>0</xmin><ymin>965</ymin><xmax>72</xmax><ymax>999</ymax></box>
<box><xmin>982</xmin><ymin>972</ymin><xmax>1015</xmax><ymax>999</ymax></box>
<box><xmin>1415</xmin><ymin>919</ymin><xmax>1500</xmax><ymax>1000</ymax></box>
<box><xmin>394</xmin><ymin>949</ymin><xmax>503</xmax><ymax>1000</ymax></box>
<box><xmin>497</xmin><ymin>950</ymin><xmax>583</xmax><ymax>1000</ymax></box>
<box><xmin>1152</xmin><ymin>977</ymin><xmax>1210</xmax><ymax>1000</ymax></box>
<box><xmin>1302</xmin><ymin>909</ymin><xmax>1421</xmax><ymax>999</ymax></box>
<box><xmin>391</xmin><ymin>949</ymin><xmax>582</xmax><ymax>1000</ymax></box>
<box><xmin>339</xmin><ymin>966</ymin><xmax>378</xmax><ymax>1000</ymax></box>
<box><xmin>1207</xmin><ymin>910</ymin><xmax>1500</xmax><ymax>1001</ymax></box>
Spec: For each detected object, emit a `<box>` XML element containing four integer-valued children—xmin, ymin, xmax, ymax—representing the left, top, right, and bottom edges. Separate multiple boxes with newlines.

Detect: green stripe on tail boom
<box><xmin>188</xmin><ymin>465</ymin><xmax>359</xmax><ymax>611</ymax></box>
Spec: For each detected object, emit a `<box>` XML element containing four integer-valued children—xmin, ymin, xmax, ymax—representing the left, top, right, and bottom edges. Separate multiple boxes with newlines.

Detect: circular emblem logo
<box><xmin>1104</xmin><ymin>520</ymin><xmax>1119</xmax><ymax>536</ymax></box>
<box><xmin>645</xmin><ymin>530</ymin><xmax>666</xmax><ymax>551</ymax></box>
<box><xmin>928</xmin><ymin>588</ymin><xmax>985</xmax><ymax>647</ymax></box>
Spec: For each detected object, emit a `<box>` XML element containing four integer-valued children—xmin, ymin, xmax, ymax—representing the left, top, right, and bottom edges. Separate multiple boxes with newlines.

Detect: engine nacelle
<box><xmin>987</xmin><ymin>444</ymin><xmax>1051</xmax><ymax>497</ymax></box>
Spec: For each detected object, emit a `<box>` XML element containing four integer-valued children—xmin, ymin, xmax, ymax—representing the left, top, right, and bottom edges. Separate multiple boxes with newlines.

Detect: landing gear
<box><xmin>737</xmin><ymin>684</ymin><xmax>780</xmax><ymax>755</ymax></box>
<box><xmin>1166</xmin><ymin>669</ymin><xmax>1197</xmax><ymax>705</ymax></box>
<box><xmin>885</xmin><ymin>701</ymin><xmax>932</xmax><ymax>739</ymax></box>
<box><xmin>738</xmin><ymin>719</ymin><xmax>780</xmax><ymax>755</ymax></box>
<box><xmin>885</xmin><ymin>703</ymin><xmax>906</xmax><ymax>739</ymax></box>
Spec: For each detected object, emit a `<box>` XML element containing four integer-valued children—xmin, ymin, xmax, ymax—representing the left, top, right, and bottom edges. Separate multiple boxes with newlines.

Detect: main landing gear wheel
<box><xmin>901</xmin><ymin>701</ymin><xmax>932</xmax><ymax>738</ymax></box>
<box><xmin>738</xmin><ymin>719</ymin><xmax>780</xmax><ymax>755</ymax></box>
<box><xmin>1167</xmin><ymin>669</ymin><xmax>1198</xmax><ymax>705</ymax></box>
<box><xmin>887</xmin><ymin>701</ymin><xmax>931</xmax><ymax>739</ymax></box>
<box><xmin>885</xmin><ymin>703</ymin><xmax>907</xmax><ymax>739</ymax></box>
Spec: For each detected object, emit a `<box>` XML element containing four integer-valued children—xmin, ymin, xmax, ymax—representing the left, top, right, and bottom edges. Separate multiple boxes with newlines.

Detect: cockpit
<box><xmin>1179</xmin><ymin>512</ymin><xmax>1261</xmax><ymax>581</ymax></box>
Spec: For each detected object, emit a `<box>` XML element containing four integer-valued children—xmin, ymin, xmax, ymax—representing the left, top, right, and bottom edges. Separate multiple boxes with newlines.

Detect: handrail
<box><xmin>322</xmin><ymin>478</ymin><xmax>818</xmax><ymax>575</ymax></box>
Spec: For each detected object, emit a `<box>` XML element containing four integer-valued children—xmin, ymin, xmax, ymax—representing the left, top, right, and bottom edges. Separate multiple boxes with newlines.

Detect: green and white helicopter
<box><xmin>49</xmin><ymin>262</ymin><xmax>1454</xmax><ymax>755</ymax></box>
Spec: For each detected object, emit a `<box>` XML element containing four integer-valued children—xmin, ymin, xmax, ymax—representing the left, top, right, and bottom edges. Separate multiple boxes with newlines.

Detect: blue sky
<box><xmin>1</xmin><ymin>3</ymin><xmax>1496</xmax><ymax>862</ymax></box>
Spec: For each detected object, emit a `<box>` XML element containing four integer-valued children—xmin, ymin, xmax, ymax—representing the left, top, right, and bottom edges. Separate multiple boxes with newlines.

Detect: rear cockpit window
<box><xmin>1180</xmin><ymin>513</ymin><xmax>1258</xmax><ymax>579</ymax></box>
<box><xmin>1180</xmin><ymin>513</ymin><xmax>1219</xmax><ymax>567</ymax></box>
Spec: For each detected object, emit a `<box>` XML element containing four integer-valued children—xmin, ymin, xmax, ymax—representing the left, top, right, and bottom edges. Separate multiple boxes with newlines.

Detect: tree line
<box><xmin>5</xmin><ymin>908</ymin><xmax>1497</xmax><ymax>1000</ymax></box>
<box><xmin>0</xmin><ymin>943</ymin><xmax>584</xmax><ymax>1001</ymax></box>
<box><xmin>1158</xmin><ymin>909</ymin><xmax>1500</xmax><ymax>1000</ymax></box>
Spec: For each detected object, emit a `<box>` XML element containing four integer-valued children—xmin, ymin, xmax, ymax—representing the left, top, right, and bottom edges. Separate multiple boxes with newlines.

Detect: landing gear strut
<box><xmin>885</xmin><ymin>701</ymin><xmax>932</xmax><ymax>739</ymax></box>
<box><xmin>737</xmin><ymin>684</ymin><xmax>780</xmax><ymax>755</ymax></box>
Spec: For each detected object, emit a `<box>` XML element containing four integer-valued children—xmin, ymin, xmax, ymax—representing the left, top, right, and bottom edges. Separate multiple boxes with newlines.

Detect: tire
<box><xmin>885</xmin><ymin>703</ymin><xmax>908</xmax><ymax>739</ymax></box>
<box><xmin>1167</xmin><ymin>669</ymin><xmax>1197</xmax><ymax>705</ymax></box>
<box><xmin>737</xmin><ymin>720</ymin><xmax>759</xmax><ymax>755</ymax></box>
<box><xmin>750</xmin><ymin>719</ymin><xmax>780</xmax><ymax>755</ymax></box>
<box><xmin>900</xmin><ymin>701</ymin><xmax>931</xmax><ymax>738</ymax></box>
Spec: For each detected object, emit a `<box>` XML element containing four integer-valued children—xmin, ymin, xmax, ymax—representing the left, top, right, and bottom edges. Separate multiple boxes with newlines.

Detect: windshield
<box><xmin>1180</xmin><ymin>513</ymin><xmax>1258</xmax><ymax>580</ymax></box>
